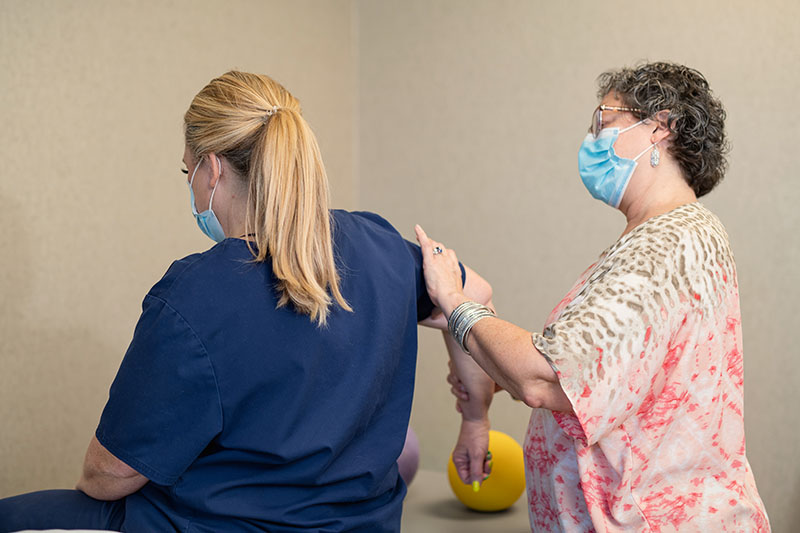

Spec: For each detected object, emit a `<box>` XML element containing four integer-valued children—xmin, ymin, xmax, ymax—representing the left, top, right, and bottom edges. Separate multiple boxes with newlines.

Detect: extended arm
<box><xmin>415</xmin><ymin>225</ymin><xmax>572</xmax><ymax>413</ymax></box>
<box><xmin>419</xmin><ymin>263</ymin><xmax>496</xmax><ymax>485</ymax></box>
<box><xmin>442</xmin><ymin>325</ymin><xmax>496</xmax><ymax>485</ymax></box>
<box><xmin>76</xmin><ymin>436</ymin><xmax>148</xmax><ymax>501</ymax></box>
<box><xmin>419</xmin><ymin>265</ymin><xmax>496</xmax><ymax>419</ymax></box>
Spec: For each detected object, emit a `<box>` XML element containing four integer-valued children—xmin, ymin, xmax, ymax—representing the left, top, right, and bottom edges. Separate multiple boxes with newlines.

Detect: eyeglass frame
<box><xmin>591</xmin><ymin>104</ymin><xmax>644</xmax><ymax>138</ymax></box>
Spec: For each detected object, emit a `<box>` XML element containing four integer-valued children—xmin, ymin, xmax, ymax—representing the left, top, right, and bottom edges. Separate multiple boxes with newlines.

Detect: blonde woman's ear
<box><xmin>204</xmin><ymin>153</ymin><xmax>222</xmax><ymax>188</ymax></box>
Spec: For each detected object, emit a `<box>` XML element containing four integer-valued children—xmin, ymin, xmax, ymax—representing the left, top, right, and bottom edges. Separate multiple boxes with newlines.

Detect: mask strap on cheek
<box><xmin>619</xmin><ymin>119</ymin><xmax>645</xmax><ymax>134</ymax></box>
<box><xmin>189</xmin><ymin>159</ymin><xmax>202</xmax><ymax>187</ymax></box>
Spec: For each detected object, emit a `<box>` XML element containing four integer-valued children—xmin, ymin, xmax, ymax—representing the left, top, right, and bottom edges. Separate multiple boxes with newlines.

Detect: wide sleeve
<box><xmin>532</xmin><ymin>257</ymin><xmax>678</xmax><ymax>446</ymax></box>
<box><xmin>404</xmin><ymin>240</ymin><xmax>466</xmax><ymax>321</ymax></box>
<box><xmin>96</xmin><ymin>294</ymin><xmax>223</xmax><ymax>486</ymax></box>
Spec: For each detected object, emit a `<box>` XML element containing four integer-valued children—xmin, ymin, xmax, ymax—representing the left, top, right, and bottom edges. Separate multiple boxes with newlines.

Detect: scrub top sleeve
<box><xmin>404</xmin><ymin>240</ymin><xmax>466</xmax><ymax>321</ymax></box>
<box><xmin>96</xmin><ymin>295</ymin><xmax>223</xmax><ymax>486</ymax></box>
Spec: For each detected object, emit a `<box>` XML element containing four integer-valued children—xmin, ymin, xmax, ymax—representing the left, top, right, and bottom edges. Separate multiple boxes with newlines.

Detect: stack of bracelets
<box><xmin>447</xmin><ymin>301</ymin><xmax>496</xmax><ymax>354</ymax></box>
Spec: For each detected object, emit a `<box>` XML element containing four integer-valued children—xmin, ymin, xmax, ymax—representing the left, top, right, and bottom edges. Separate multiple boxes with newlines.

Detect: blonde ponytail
<box><xmin>184</xmin><ymin>71</ymin><xmax>351</xmax><ymax>326</ymax></box>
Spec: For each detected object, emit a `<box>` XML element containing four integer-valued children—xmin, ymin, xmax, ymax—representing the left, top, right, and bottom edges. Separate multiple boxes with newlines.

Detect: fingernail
<box><xmin>488</xmin><ymin>461</ymin><xmax>494</xmax><ymax>470</ymax></box>
<box><xmin>472</xmin><ymin>481</ymin><xmax>480</xmax><ymax>492</ymax></box>
<box><xmin>486</xmin><ymin>451</ymin><xmax>492</xmax><ymax>460</ymax></box>
<box><xmin>483</xmin><ymin>474</ymin><xmax>490</xmax><ymax>481</ymax></box>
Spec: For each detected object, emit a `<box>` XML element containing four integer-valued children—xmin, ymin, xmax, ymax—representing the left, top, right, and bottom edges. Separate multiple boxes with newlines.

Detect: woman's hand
<box><xmin>452</xmin><ymin>418</ymin><xmax>492</xmax><ymax>488</ymax></box>
<box><xmin>414</xmin><ymin>225</ymin><xmax>467</xmax><ymax>316</ymax></box>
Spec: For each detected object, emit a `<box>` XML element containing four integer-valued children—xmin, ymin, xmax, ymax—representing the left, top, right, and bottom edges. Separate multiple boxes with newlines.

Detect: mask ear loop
<box><xmin>207</xmin><ymin>155</ymin><xmax>223</xmax><ymax>211</ymax></box>
<box><xmin>619</xmin><ymin>120</ymin><xmax>658</xmax><ymax>162</ymax></box>
<box><xmin>188</xmin><ymin>155</ymin><xmax>222</xmax><ymax>211</ymax></box>
<box><xmin>633</xmin><ymin>141</ymin><xmax>658</xmax><ymax>162</ymax></box>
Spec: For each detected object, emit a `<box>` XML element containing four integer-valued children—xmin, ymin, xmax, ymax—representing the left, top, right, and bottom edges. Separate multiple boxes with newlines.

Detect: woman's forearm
<box><xmin>442</xmin><ymin>328</ymin><xmax>494</xmax><ymax>422</ymax></box>
<box><xmin>461</xmin><ymin>314</ymin><xmax>572</xmax><ymax>413</ymax></box>
<box><xmin>423</xmin><ymin>264</ymin><xmax>496</xmax><ymax>419</ymax></box>
<box><xmin>444</xmin><ymin>269</ymin><xmax>495</xmax><ymax>420</ymax></box>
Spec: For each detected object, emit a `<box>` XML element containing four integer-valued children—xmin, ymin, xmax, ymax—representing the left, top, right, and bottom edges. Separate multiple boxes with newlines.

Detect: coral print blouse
<box><xmin>525</xmin><ymin>203</ymin><xmax>769</xmax><ymax>532</ymax></box>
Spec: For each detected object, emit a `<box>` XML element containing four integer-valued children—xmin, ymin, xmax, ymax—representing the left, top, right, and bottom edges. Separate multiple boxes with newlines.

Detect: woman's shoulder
<box><xmin>595</xmin><ymin>203</ymin><xmax>731</xmax><ymax>285</ymax></box>
<box><xmin>646</xmin><ymin>202</ymin><xmax>732</xmax><ymax>260</ymax></box>
<box><xmin>147</xmin><ymin>240</ymin><xmax>255</xmax><ymax>303</ymax></box>
<box><xmin>654</xmin><ymin>201</ymin><xmax>726</xmax><ymax>234</ymax></box>
<box><xmin>613</xmin><ymin>203</ymin><xmax>735</xmax><ymax>294</ymax></box>
<box><xmin>620</xmin><ymin>203</ymin><xmax>729</xmax><ymax>254</ymax></box>
<box><xmin>331</xmin><ymin>210</ymin><xmax>422</xmax><ymax>277</ymax></box>
<box><xmin>331</xmin><ymin>209</ymin><xmax>414</xmax><ymax>252</ymax></box>
<box><xmin>332</xmin><ymin>209</ymin><xmax>401</xmax><ymax>236</ymax></box>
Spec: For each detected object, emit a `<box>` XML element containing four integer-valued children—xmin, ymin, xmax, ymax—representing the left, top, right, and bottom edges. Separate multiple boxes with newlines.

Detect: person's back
<box><xmin>0</xmin><ymin>71</ymin><xmax>464</xmax><ymax>533</ymax></box>
<box><xmin>98</xmin><ymin>210</ymin><xmax>430</xmax><ymax>532</ymax></box>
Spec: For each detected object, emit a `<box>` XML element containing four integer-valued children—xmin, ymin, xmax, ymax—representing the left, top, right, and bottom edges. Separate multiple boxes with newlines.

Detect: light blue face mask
<box><xmin>188</xmin><ymin>157</ymin><xmax>226</xmax><ymax>243</ymax></box>
<box><xmin>577</xmin><ymin>121</ymin><xmax>655</xmax><ymax>208</ymax></box>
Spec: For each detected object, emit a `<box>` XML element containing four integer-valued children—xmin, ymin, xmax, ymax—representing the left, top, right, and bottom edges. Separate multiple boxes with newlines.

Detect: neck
<box><xmin>618</xmin><ymin>162</ymin><xmax>697</xmax><ymax>237</ymax></box>
<box><xmin>218</xmin><ymin>190</ymin><xmax>250</xmax><ymax>240</ymax></box>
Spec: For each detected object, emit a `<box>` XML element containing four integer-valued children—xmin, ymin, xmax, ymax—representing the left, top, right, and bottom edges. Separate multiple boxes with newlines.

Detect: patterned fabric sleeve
<box><xmin>533</xmin><ymin>237</ymin><xmax>684</xmax><ymax>446</ymax></box>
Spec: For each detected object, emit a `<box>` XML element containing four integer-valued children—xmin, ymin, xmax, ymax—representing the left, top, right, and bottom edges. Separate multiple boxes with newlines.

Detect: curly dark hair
<box><xmin>597</xmin><ymin>62</ymin><xmax>729</xmax><ymax>197</ymax></box>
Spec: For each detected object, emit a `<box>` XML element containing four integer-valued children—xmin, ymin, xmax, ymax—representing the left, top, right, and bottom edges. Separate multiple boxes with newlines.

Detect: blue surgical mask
<box><xmin>578</xmin><ymin>121</ymin><xmax>655</xmax><ymax>208</ymax></box>
<box><xmin>188</xmin><ymin>158</ymin><xmax>226</xmax><ymax>243</ymax></box>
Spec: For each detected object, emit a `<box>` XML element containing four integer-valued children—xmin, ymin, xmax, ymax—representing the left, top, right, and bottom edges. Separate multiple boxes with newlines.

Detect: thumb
<box><xmin>452</xmin><ymin>449</ymin><xmax>471</xmax><ymax>484</ymax></box>
<box><xmin>415</xmin><ymin>224</ymin><xmax>430</xmax><ymax>249</ymax></box>
<box><xmin>469</xmin><ymin>447</ymin><xmax>487</xmax><ymax>487</ymax></box>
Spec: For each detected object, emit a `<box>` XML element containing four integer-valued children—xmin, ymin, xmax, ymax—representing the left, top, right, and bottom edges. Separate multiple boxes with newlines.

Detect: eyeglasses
<box><xmin>591</xmin><ymin>105</ymin><xmax>643</xmax><ymax>138</ymax></box>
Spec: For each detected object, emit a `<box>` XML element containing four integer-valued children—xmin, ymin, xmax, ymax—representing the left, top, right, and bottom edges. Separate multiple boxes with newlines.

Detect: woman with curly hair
<box><xmin>417</xmin><ymin>62</ymin><xmax>770</xmax><ymax>531</ymax></box>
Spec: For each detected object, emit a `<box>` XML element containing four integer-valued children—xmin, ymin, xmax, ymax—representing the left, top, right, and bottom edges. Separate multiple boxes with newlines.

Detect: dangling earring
<box><xmin>650</xmin><ymin>144</ymin><xmax>660</xmax><ymax>167</ymax></box>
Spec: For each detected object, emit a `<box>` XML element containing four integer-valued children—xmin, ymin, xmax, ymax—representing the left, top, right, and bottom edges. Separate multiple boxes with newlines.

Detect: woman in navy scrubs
<box><xmin>0</xmin><ymin>71</ymin><xmax>494</xmax><ymax>532</ymax></box>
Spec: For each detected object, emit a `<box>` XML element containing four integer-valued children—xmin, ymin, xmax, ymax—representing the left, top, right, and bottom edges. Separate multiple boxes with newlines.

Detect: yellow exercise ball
<box><xmin>447</xmin><ymin>430</ymin><xmax>525</xmax><ymax>512</ymax></box>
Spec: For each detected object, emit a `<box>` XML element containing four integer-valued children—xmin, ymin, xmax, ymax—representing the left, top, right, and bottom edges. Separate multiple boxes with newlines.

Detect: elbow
<box><xmin>77</xmin><ymin>466</ymin><xmax>145</xmax><ymax>501</ymax></box>
<box><xmin>76</xmin><ymin>472</ymin><xmax>142</xmax><ymax>501</ymax></box>
<box><xmin>76</xmin><ymin>473</ymin><xmax>107</xmax><ymax>501</ymax></box>
<box><xmin>77</xmin><ymin>483</ymin><xmax>103</xmax><ymax>501</ymax></box>
<box><xmin>520</xmin><ymin>379</ymin><xmax>547</xmax><ymax>409</ymax></box>
<box><xmin>77</xmin><ymin>436</ymin><xmax>147</xmax><ymax>500</ymax></box>
<box><xmin>519</xmin><ymin>378</ymin><xmax>573</xmax><ymax>413</ymax></box>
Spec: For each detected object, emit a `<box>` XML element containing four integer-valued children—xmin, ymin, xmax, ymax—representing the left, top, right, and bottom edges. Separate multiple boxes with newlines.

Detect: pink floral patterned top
<box><xmin>526</xmin><ymin>203</ymin><xmax>769</xmax><ymax>532</ymax></box>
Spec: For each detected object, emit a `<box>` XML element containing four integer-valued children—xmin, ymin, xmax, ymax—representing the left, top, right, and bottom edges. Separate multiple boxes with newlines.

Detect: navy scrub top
<box><xmin>96</xmin><ymin>210</ymin><xmax>463</xmax><ymax>532</ymax></box>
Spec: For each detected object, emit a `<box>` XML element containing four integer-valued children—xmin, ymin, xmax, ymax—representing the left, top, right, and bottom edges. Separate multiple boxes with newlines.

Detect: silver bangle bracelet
<box><xmin>447</xmin><ymin>301</ymin><xmax>496</xmax><ymax>354</ymax></box>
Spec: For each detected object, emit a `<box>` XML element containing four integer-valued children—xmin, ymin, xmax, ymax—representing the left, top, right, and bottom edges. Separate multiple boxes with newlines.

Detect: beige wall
<box><xmin>357</xmin><ymin>1</ymin><xmax>799</xmax><ymax>531</ymax></box>
<box><xmin>2</xmin><ymin>0</ymin><xmax>798</xmax><ymax>531</ymax></box>
<box><xmin>0</xmin><ymin>0</ymin><xmax>357</xmax><ymax>495</ymax></box>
